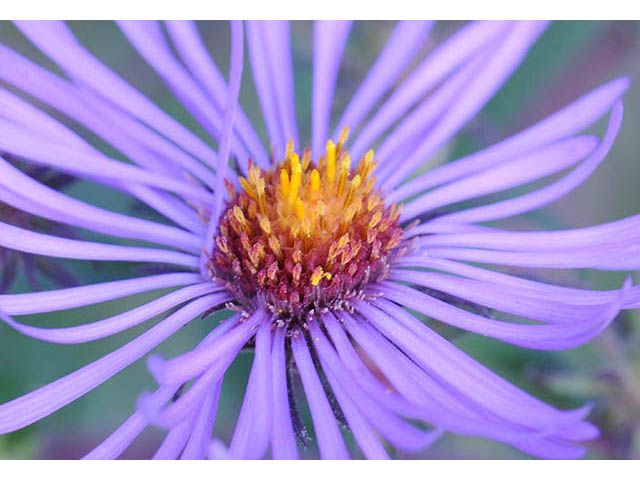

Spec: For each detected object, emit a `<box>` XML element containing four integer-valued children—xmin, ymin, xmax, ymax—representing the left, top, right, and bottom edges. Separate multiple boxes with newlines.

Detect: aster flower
<box><xmin>0</xmin><ymin>19</ymin><xmax>639</xmax><ymax>460</ymax></box>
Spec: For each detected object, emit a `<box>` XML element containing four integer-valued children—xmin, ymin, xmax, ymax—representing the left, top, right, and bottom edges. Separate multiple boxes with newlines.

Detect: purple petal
<box><xmin>164</xmin><ymin>20</ymin><xmax>269</xmax><ymax>168</ymax></box>
<box><xmin>333</xmin><ymin>21</ymin><xmax>434</xmax><ymax>138</ymax></box>
<box><xmin>0</xmin><ymin>119</ymin><xmax>213</xmax><ymax>205</ymax></box>
<box><xmin>380</xmin><ymin>21</ymin><xmax>549</xmax><ymax>189</ymax></box>
<box><xmin>0</xmin><ymin>273</ymin><xmax>203</xmax><ymax>315</ymax></box>
<box><xmin>246</xmin><ymin>21</ymin><xmax>285</xmax><ymax>156</ymax></box>
<box><xmin>311</xmin><ymin>20</ymin><xmax>352</xmax><ymax>159</ymax></box>
<box><xmin>0</xmin><ymin>294</ymin><xmax>223</xmax><ymax>434</ymax></box>
<box><xmin>395</xmin><ymin>255</ymin><xmax>640</xmax><ymax>310</ymax></box>
<box><xmin>311</xmin><ymin>319</ymin><xmax>441</xmax><ymax>457</ymax></box>
<box><xmin>262</xmin><ymin>21</ymin><xmax>299</xmax><ymax>149</ymax></box>
<box><xmin>0</xmin><ymin>221</ymin><xmax>199</xmax><ymax>268</ymax></box>
<box><xmin>83</xmin><ymin>385</ymin><xmax>177</xmax><ymax>459</ymax></box>
<box><xmin>353</xmin><ymin>302</ymin><xmax>599</xmax><ymax>453</ymax></box>
<box><xmin>430</xmin><ymin>100</ymin><xmax>623</xmax><ymax>223</ymax></box>
<box><xmin>152</xmin><ymin>415</ymin><xmax>196</xmax><ymax>460</ymax></box>
<box><xmin>83</xmin><ymin>303</ymin><xmax>241</xmax><ymax>460</ymax></box>
<box><xmin>401</xmin><ymin>135</ymin><xmax>597</xmax><ymax>221</ymax></box>
<box><xmin>389</xmin><ymin>269</ymin><xmax>602</xmax><ymax>324</ymax></box>
<box><xmin>291</xmin><ymin>330</ymin><xmax>349</xmax><ymax>459</ymax></box>
<box><xmin>13</xmin><ymin>21</ymin><xmax>221</xmax><ymax>170</ymax></box>
<box><xmin>151</xmin><ymin>308</ymin><xmax>265</xmax><ymax>386</ymax></box>
<box><xmin>0</xmin><ymin>44</ymin><xmax>221</xmax><ymax>192</ymax></box>
<box><xmin>0</xmin><ymin>156</ymin><xmax>202</xmax><ymax>253</ymax></box>
<box><xmin>228</xmin><ymin>322</ymin><xmax>273</xmax><ymax>459</ymax></box>
<box><xmin>181</xmin><ymin>381</ymin><xmax>222</xmax><ymax>460</ymax></box>
<box><xmin>202</xmin><ymin>20</ymin><xmax>244</xmax><ymax>277</ymax></box>
<box><xmin>116</xmin><ymin>21</ymin><xmax>250</xmax><ymax>169</ymax></box>
<box><xmin>270</xmin><ymin>326</ymin><xmax>299</xmax><ymax>459</ymax></box>
<box><xmin>372</xmin><ymin>280</ymin><xmax>627</xmax><ymax>350</ymax></box>
<box><xmin>390</xmin><ymin>77</ymin><xmax>629</xmax><ymax>203</ymax></box>
<box><xmin>349</xmin><ymin>20</ymin><xmax>510</xmax><ymax>161</ymax></box>
<box><xmin>374</xmin><ymin>54</ymin><xmax>482</xmax><ymax>168</ymax></box>
<box><xmin>144</xmin><ymin>336</ymin><xmax>245</xmax><ymax>429</ymax></box>
<box><xmin>309</xmin><ymin>322</ymin><xmax>390</xmax><ymax>459</ymax></box>
<box><xmin>0</xmin><ymin>283</ymin><xmax>223</xmax><ymax>344</ymax></box>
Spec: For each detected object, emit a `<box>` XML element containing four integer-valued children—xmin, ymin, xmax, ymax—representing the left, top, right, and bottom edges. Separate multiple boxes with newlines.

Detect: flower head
<box><xmin>0</xmin><ymin>20</ymin><xmax>639</xmax><ymax>460</ymax></box>
<box><xmin>209</xmin><ymin>131</ymin><xmax>406</xmax><ymax>324</ymax></box>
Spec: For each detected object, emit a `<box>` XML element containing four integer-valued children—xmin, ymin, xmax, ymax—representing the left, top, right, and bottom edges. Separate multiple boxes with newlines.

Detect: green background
<box><xmin>1</xmin><ymin>20</ymin><xmax>640</xmax><ymax>459</ymax></box>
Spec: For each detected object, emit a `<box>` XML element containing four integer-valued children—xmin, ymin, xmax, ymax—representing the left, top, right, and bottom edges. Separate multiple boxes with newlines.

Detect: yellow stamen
<box><xmin>326</xmin><ymin>140</ymin><xmax>336</xmax><ymax>185</ymax></box>
<box><xmin>336</xmin><ymin>127</ymin><xmax>350</xmax><ymax>158</ymax></box>
<box><xmin>239</xmin><ymin>177</ymin><xmax>256</xmax><ymax>200</ymax></box>
<box><xmin>310</xmin><ymin>169</ymin><xmax>320</xmax><ymax>192</ymax></box>
<box><xmin>280</xmin><ymin>169</ymin><xmax>290</xmax><ymax>198</ymax></box>
<box><xmin>290</xmin><ymin>152</ymin><xmax>300</xmax><ymax>173</ymax></box>
<box><xmin>294</xmin><ymin>197</ymin><xmax>305</xmax><ymax>221</ymax></box>
<box><xmin>285</xmin><ymin>138</ymin><xmax>293</xmax><ymax>163</ymax></box>
<box><xmin>310</xmin><ymin>266</ymin><xmax>332</xmax><ymax>286</ymax></box>
<box><xmin>301</xmin><ymin>148</ymin><xmax>311</xmax><ymax>171</ymax></box>
<box><xmin>337</xmin><ymin>233</ymin><xmax>349</xmax><ymax>251</ymax></box>
<box><xmin>268</xmin><ymin>235</ymin><xmax>282</xmax><ymax>258</ymax></box>
<box><xmin>345</xmin><ymin>174</ymin><xmax>361</xmax><ymax>206</ymax></box>
<box><xmin>259</xmin><ymin>215</ymin><xmax>272</xmax><ymax>235</ymax></box>
<box><xmin>368</xmin><ymin>211</ymin><xmax>382</xmax><ymax>230</ymax></box>
<box><xmin>233</xmin><ymin>206</ymin><xmax>249</xmax><ymax>230</ymax></box>
<box><xmin>287</xmin><ymin>162</ymin><xmax>302</xmax><ymax>208</ymax></box>
<box><xmin>337</xmin><ymin>154</ymin><xmax>351</xmax><ymax>196</ymax></box>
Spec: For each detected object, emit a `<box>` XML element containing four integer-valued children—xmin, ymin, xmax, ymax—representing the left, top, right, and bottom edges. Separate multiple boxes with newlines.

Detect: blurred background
<box><xmin>1</xmin><ymin>20</ymin><xmax>640</xmax><ymax>459</ymax></box>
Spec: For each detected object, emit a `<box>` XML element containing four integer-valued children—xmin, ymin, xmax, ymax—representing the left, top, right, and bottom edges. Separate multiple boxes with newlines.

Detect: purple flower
<box><xmin>0</xmin><ymin>20</ymin><xmax>639</xmax><ymax>460</ymax></box>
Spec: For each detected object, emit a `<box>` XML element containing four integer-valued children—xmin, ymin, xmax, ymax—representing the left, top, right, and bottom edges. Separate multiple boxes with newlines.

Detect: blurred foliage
<box><xmin>1</xmin><ymin>20</ymin><xmax>640</xmax><ymax>459</ymax></box>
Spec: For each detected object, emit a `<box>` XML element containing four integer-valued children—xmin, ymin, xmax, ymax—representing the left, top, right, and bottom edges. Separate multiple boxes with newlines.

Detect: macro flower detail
<box><xmin>0</xmin><ymin>19</ymin><xmax>639</xmax><ymax>460</ymax></box>
<box><xmin>209</xmin><ymin>131</ymin><xmax>406</xmax><ymax>324</ymax></box>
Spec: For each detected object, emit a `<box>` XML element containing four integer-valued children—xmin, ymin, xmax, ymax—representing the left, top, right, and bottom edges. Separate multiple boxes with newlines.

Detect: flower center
<box><xmin>208</xmin><ymin>129</ymin><xmax>406</xmax><ymax>325</ymax></box>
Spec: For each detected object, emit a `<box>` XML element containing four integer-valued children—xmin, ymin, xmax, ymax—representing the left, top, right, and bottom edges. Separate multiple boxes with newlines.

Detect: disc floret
<box><xmin>209</xmin><ymin>129</ymin><xmax>406</xmax><ymax>325</ymax></box>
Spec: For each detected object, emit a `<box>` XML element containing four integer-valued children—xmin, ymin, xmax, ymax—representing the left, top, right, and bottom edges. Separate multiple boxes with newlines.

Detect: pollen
<box><xmin>209</xmin><ymin>128</ymin><xmax>407</xmax><ymax>324</ymax></box>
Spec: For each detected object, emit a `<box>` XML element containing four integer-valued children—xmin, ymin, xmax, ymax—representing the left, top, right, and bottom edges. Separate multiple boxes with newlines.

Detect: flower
<box><xmin>0</xmin><ymin>19</ymin><xmax>639</xmax><ymax>460</ymax></box>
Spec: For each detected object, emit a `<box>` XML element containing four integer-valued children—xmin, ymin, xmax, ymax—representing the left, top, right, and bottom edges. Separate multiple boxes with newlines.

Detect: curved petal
<box><xmin>149</xmin><ymin>309</ymin><xmax>265</xmax><ymax>386</ymax></box>
<box><xmin>164</xmin><ymin>20</ymin><xmax>268</xmax><ymax>167</ymax></box>
<box><xmin>0</xmin><ymin>43</ymin><xmax>221</xmax><ymax>187</ymax></box>
<box><xmin>0</xmin><ymin>284</ymin><xmax>220</xmax><ymax>344</ymax></box>
<box><xmin>372</xmin><ymin>280</ymin><xmax>627</xmax><ymax>350</ymax></box>
<box><xmin>228</xmin><ymin>321</ymin><xmax>273</xmax><ymax>459</ymax></box>
<box><xmin>0</xmin><ymin>221</ymin><xmax>199</xmax><ymax>268</ymax></box>
<box><xmin>389</xmin><ymin>77</ymin><xmax>629</xmax><ymax>203</ymax></box>
<box><xmin>116</xmin><ymin>20</ymin><xmax>250</xmax><ymax>168</ymax></box>
<box><xmin>309</xmin><ymin>322</ymin><xmax>390</xmax><ymax>459</ymax></box>
<box><xmin>0</xmin><ymin>272</ymin><xmax>204</xmax><ymax>315</ymax></box>
<box><xmin>0</xmin><ymin>119</ymin><xmax>214</xmax><ymax>205</ymax></box>
<box><xmin>349</xmin><ymin>20</ymin><xmax>510</xmax><ymax>161</ymax></box>
<box><xmin>429</xmin><ymin>100</ymin><xmax>623</xmax><ymax>224</ymax></box>
<box><xmin>83</xmin><ymin>385</ymin><xmax>177</xmax><ymax>460</ymax></box>
<box><xmin>291</xmin><ymin>330</ymin><xmax>349</xmax><ymax>459</ymax></box>
<box><xmin>202</xmin><ymin>20</ymin><xmax>244</xmax><ymax>277</ymax></box>
<box><xmin>181</xmin><ymin>382</ymin><xmax>222</xmax><ymax>459</ymax></box>
<box><xmin>380</xmin><ymin>21</ymin><xmax>549</xmax><ymax>189</ymax></box>
<box><xmin>400</xmin><ymin>135</ymin><xmax>597</xmax><ymax>221</ymax></box>
<box><xmin>270</xmin><ymin>326</ymin><xmax>298</xmax><ymax>459</ymax></box>
<box><xmin>13</xmin><ymin>21</ymin><xmax>220</xmax><ymax>169</ymax></box>
<box><xmin>312</xmin><ymin>319</ymin><xmax>441</xmax><ymax>456</ymax></box>
<box><xmin>262</xmin><ymin>21</ymin><xmax>299</xmax><ymax>149</ymax></box>
<box><xmin>333</xmin><ymin>20</ymin><xmax>434</xmax><ymax>138</ymax></box>
<box><xmin>0</xmin><ymin>294</ymin><xmax>223</xmax><ymax>435</ymax></box>
<box><xmin>152</xmin><ymin>414</ymin><xmax>196</xmax><ymax>460</ymax></box>
<box><xmin>0</xmin><ymin>156</ymin><xmax>202</xmax><ymax>253</ymax></box>
<box><xmin>246</xmin><ymin>20</ymin><xmax>285</xmax><ymax>155</ymax></box>
<box><xmin>311</xmin><ymin>20</ymin><xmax>353</xmax><ymax>159</ymax></box>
